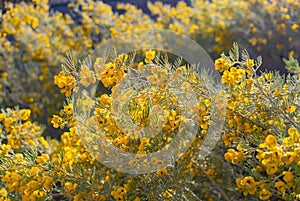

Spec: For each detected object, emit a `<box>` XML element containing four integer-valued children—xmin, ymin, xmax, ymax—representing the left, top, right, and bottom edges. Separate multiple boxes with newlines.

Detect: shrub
<box><xmin>0</xmin><ymin>43</ymin><xmax>298</xmax><ymax>200</ymax></box>
<box><xmin>0</xmin><ymin>0</ymin><xmax>299</xmax><ymax>200</ymax></box>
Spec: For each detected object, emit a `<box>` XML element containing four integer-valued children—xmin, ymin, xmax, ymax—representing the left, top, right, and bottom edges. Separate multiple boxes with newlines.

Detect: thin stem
<box><xmin>207</xmin><ymin>176</ymin><xmax>231</xmax><ymax>201</ymax></box>
<box><xmin>232</xmin><ymin>110</ymin><xmax>268</xmax><ymax>130</ymax></box>
<box><xmin>184</xmin><ymin>187</ymin><xmax>202</xmax><ymax>201</ymax></box>
<box><xmin>254</xmin><ymin>78</ymin><xmax>300</xmax><ymax>130</ymax></box>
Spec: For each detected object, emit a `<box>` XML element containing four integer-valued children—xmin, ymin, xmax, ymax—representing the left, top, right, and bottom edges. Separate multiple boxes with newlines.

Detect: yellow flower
<box><xmin>264</xmin><ymin>73</ymin><xmax>272</xmax><ymax>81</ymax></box>
<box><xmin>245</xmin><ymin>59</ymin><xmax>254</xmax><ymax>67</ymax></box>
<box><xmin>224</xmin><ymin>149</ymin><xmax>235</xmax><ymax>161</ymax></box>
<box><xmin>32</xmin><ymin>190</ymin><xmax>45</xmax><ymax>198</ymax></box>
<box><xmin>287</xmin><ymin>127</ymin><xmax>299</xmax><ymax>143</ymax></box>
<box><xmin>111</xmin><ymin>187</ymin><xmax>127</xmax><ymax>200</ymax></box>
<box><xmin>101</xmin><ymin>77</ymin><xmax>113</xmax><ymax>88</ymax></box>
<box><xmin>64</xmin><ymin>104</ymin><xmax>73</xmax><ymax>115</ymax></box>
<box><xmin>240</xmin><ymin>176</ymin><xmax>256</xmax><ymax>188</ymax></box>
<box><xmin>288</xmin><ymin>50</ymin><xmax>295</xmax><ymax>57</ymax></box>
<box><xmin>0</xmin><ymin>188</ymin><xmax>7</xmax><ymax>197</ymax></box>
<box><xmin>162</xmin><ymin>188</ymin><xmax>173</xmax><ymax>198</ymax></box>
<box><xmin>273</xmin><ymin>89</ymin><xmax>280</xmax><ymax>97</ymax></box>
<box><xmin>30</xmin><ymin>166</ymin><xmax>41</xmax><ymax>176</ymax></box>
<box><xmin>262</xmin><ymin>135</ymin><xmax>277</xmax><ymax>149</ymax></box>
<box><xmin>189</xmin><ymin>73</ymin><xmax>197</xmax><ymax>83</ymax></box>
<box><xmin>147</xmin><ymin>66</ymin><xmax>169</xmax><ymax>88</ymax></box>
<box><xmin>65</xmin><ymin>182</ymin><xmax>78</xmax><ymax>194</ymax></box>
<box><xmin>19</xmin><ymin>109</ymin><xmax>31</xmax><ymax>121</ymax></box>
<box><xmin>4</xmin><ymin>117</ymin><xmax>14</xmax><ymax>130</ymax></box>
<box><xmin>97</xmin><ymin>62</ymin><xmax>119</xmax><ymax>87</ymax></box>
<box><xmin>275</xmin><ymin>181</ymin><xmax>285</xmax><ymax>192</ymax></box>
<box><xmin>145</xmin><ymin>49</ymin><xmax>156</xmax><ymax>63</ymax></box>
<box><xmin>0</xmin><ymin>113</ymin><xmax>5</xmax><ymax>122</ymax></box>
<box><xmin>43</xmin><ymin>176</ymin><xmax>53</xmax><ymax>191</ymax></box>
<box><xmin>138</xmin><ymin>62</ymin><xmax>144</xmax><ymax>67</ymax></box>
<box><xmin>236</xmin><ymin>176</ymin><xmax>257</xmax><ymax>196</ymax></box>
<box><xmin>31</xmin><ymin>17</ymin><xmax>39</xmax><ymax>28</ymax></box>
<box><xmin>51</xmin><ymin>115</ymin><xmax>62</xmax><ymax>129</ymax></box>
<box><xmin>249</xmin><ymin>37</ymin><xmax>258</xmax><ymax>46</ymax></box>
<box><xmin>291</xmin><ymin>23</ymin><xmax>299</xmax><ymax>31</ymax></box>
<box><xmin>27</xmin><ymin>180</ymin><xmax>40</xmax><ymax>191</ymax></box>
<box><xmin>259</xmin><ymin>189</ymin><xmax>272</xmax><ymax>200</ymax></box>
<box><xmin>282</xmin><ymin>171</ymin><xmax>294</xmax><ymax>182</ymax></box>
<box><xmin>100</xmin><ymin>94</ymin><xmax>111</xmax><ymax>106</ymax></box>
<box><xmin>215</xmin><ymin>57</ymin><xmax>231</xmax><ymax>72</ymax></box>
<box><xmin>116</xmin><ymin>187</ymin><xmax>126</xmax><ymax>195</ymax></box>
<box><xmin>54</xmin><ymin>72</ymin><xmax>75</xmax><ymax>97</ymax></box>
<box><xmin>36</xmin><ymin>154</ymin><xmax>49</xmax><ymax>164</ymax></box>
<box><xmin>256</xmin><ymin>165</ymin><xmax>263</xmax><ymax>172</ymax></box>
<box><xmin>266</xmin><ymin>163</ymin><xmax>278</xmax><ymax>175</ymax></box>
<box><xmin>156</xmin><ymin>168</ymin><xmax>167</xmax><ymax>176</ymax></box>
<box><xmin>285</xmin><ymin>152</ymin><xmax>296</xmax><ymax>165</ymax></box>
<box><xmin>286</xmin><ymin>105</ymin><xmax>296</xmax><ymax>113</ymax></box>
<box><xmin>1</xmin><ymin>144</ymin><xmax>11</xmax><ymax>153</ymax></box>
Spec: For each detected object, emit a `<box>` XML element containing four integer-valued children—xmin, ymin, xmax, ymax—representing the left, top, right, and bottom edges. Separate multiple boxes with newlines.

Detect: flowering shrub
<box><xmin>218</xmin><ymin>43</ymin><xmax>300</xmax><ymax>200</ymax></box>
<box><xmin>0</xmin><ymin>0</ymin><xmax>117</xmax><ymax>125</ymax></box>
<box><xmin>1</xmin><ymin>0</ymin><xmax>299</xmax><ymax>128</ymax></box>
<box><xmin>0</xmin><ymin>0</ymin><xmax>299</xmax><ymax>201</ymax></box>
<box><xmin>0</xmin><ymin>43</ymin><xmax>298</xmax><ymax>200</ymax></box>
<box><xmin>0</xmin><ymin>0</ymin><xmax>159</xmax><ymax>130</ymax></box>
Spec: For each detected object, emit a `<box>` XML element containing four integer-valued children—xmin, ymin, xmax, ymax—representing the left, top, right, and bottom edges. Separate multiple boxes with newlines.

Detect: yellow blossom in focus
<box><xmin>54</xmin><ymin>72</ymin><xmax>75</xmax><ymax>97</ymax></box>
<box><xmin>245</xmin><ymin>59</ymin><xmax>254</xmax><ymax>67</ymax></box>
<box><xmin>65</xmin><ymin>182</ymin><xmax>78</xmax><ymax>194</ymax></box>
<box><xmin>259</xmin><ymin>189</ymin><xmax>272</xmax><ymax>200</ymax></box>
<box><xmin>215</xmin><ymin>57</ymin><xmax>231</xmax><ymax>72</ymax></box>
<box><xmin>260</xmin><ymin>135</ymin><xmax>277</xmax><ymax>149</ymax></box>
<box><xmin>19</xmin><ymin>109</ymin><xmax>31</xmax><ymax>121</ymax></box>
<box><xmin>145</xmin><ymin>49</ymin><xmax>155</xmax><ymax>63</ymax></box>
<box><xmin>63</xmin><ymin>104</ymin><xmax>73</xmax><ymax>115</ymax></box>
<box><xmin>283</xmin><ymin>171</ymin><xmax>294</xmax><ymax>182</ymax></box>
<box><xmin>275</xmin><ymin>181</ymin><xmax>286</xmax><ymax>192</ymax></box>
<box><xmin>266</xmin><ymin>163</ymin><xmax>278</xmax><ymax>175</ymax></box>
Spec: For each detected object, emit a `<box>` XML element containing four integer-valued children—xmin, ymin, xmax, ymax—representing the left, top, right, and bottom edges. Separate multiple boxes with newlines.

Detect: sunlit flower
<box><xmin>259</xmin><ymin>189</ymin><xmax>272</xmax><ymax>200</ymax></box>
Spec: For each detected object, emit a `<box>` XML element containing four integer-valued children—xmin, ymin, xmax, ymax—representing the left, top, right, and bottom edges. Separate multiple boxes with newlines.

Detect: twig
<box><xmin>254</xmin><ymin>78</ymin><xmax>300</xmax><ymax>130</ymax></box>
<box><xmin>232</xmin><ymin>110</ymin><xmax>268</xmax><ymax>130</ymax></box>
<box><xmin>207</xmin><ymin>176</ymin><xmax>231</xmax><ymax>201</ymax></box>
<box><xmin>184</xmin><ymin>187</ymin><xmax>202</xmax><ymax>201</ymax></box>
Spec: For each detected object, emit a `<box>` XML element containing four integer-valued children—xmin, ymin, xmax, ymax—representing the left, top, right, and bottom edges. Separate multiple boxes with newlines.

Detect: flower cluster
<box><xmin>53</xmin><ymin>72</ymin><xmax>75</xmax><ymax>97</ymax></box>
<box><xmin>0</xmin><ymin>0</ymin><xmax>120</xmax><ymax>123</ymax></box>
<box><xmin>1</xmin><ymin>0</ymin><xmax>299</xmax><ymax>130</ymax></box>
<box><xmin>218</xmin><ymin>43</ymin><xmax>300</xmax><ymax>200</ymax></box>
<box><xmin>0</xmin><ymin>0</ymin><xmax>299</xmax><ymax>200</ymax></box>
<box><xmin>0</xmin><ymin>107</ymin><xmax>49</xmax><ymax>151</ymax></box>
<box><xmin>0</xmin><ymin>41</ymin><xmax>299</xmax><ymax>200</ymax></box>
